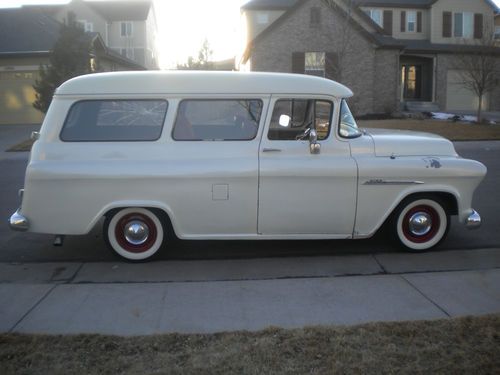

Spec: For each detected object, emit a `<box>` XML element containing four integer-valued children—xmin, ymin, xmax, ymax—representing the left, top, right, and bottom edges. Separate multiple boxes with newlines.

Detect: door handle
<box><xmin>262</xmin><ymin>148</ymin><xmax>282</xmax><ymax>152</ymax></box>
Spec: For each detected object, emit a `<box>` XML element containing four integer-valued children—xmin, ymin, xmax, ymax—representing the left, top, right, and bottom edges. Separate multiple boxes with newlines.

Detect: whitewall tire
<box><xmin>394</xmin><ymin>198</ymin><xmax>449</xmax><ymax>251</ymax></box>
<box><xmin>104</xmin><ymin>208</ymin><xmax>164</xmax><ymax>261</ymax></box>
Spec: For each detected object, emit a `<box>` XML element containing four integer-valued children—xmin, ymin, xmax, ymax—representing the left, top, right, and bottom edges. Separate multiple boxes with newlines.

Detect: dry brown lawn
<box><xmin>358</xmin><ymin>119</ymin><xmax>500</xmax><ymax>141</ymax></box>
<box><xmin>1</xmin><ymin>314</ymin><xmax>499</xmax><ymax>375</ymax></box>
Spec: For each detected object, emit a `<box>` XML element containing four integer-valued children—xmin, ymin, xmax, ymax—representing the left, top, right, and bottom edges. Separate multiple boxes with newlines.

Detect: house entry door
<box><xmin>402</xmin><ymin>65</ymin><xmax>422</xmax><ymax>100</ymax></box>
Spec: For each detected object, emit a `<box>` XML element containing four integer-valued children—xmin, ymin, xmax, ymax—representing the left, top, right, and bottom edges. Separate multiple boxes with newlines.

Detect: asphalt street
<box><xmin>0</xmin><ymin>139</ymin><xmax>499</xmax><ymax>262</ymax></box>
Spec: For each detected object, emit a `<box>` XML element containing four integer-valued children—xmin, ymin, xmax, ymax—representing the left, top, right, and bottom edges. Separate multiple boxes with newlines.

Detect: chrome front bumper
<box><xmin>465</xmin><ymin>209</ymin><xmax>481</xmax><ymax>229</ymax></box>
<box><xmin>9</xmin><ymin>209</ymin><xmax>29</xmax><ymax>231</ymax></box>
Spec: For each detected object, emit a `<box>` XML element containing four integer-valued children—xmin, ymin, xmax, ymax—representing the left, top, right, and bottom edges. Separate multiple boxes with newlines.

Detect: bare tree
<box><xmin>177</xmin><ymin>39</ymin><xmax>214</xmax><ymax>70</ymax></box>
<box><xmin>322</xmin><ymin>0</ymin><xmax>357</xmax><ymax>82</ymax></box>
<box><xmin>452</xmin><ymin>31</ymin><xmax>500</xmax><ymax>123</ymax></box>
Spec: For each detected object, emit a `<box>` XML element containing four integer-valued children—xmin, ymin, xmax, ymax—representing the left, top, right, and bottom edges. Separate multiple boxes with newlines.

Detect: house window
<box><xmin>121</xmin><ymin>21</ymin><xmax>133</xmax><ymax>37</ymax></box>
<box><xmin>256</xmin><ymin>12</ymin><xmax>269</xmax><ymax>24</ymax></box>
<box><xmin>77</xmin><ymin>20</ymin><xmax>93</xmax><ymax>32</ymax></box>
<box><xmin>407</xmin><ymin>11</ymin><xmax>416</xmax><ymax>32</ymax></box>
<box><xmin>454</xmin><ymin>12</ymin><xmax>473</xmax><ymax>38</ymax></box>
<box><xmin>495</xmin><ymin>26</ymin><xmax>500</xmax><ymax>39</ymax></box>
<box><xmin>365</xmin><ymin>9</ymin><xmax>382</xmax><ymax>27</ymax></box>
<box><xmin>310</xmin><ymin>7</ymin><xmax>321</xmax><ymax>26</ymax></box>
<box><xmin>305</xmin><ymin>52</ymin><xmax>325</xmax><ymax>77</ymax></box>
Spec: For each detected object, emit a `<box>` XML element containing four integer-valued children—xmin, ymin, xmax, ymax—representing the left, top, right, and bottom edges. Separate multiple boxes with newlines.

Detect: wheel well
<box><xmin>397</xmin><ymin>192</ymin><xmax>458</xmax><ymax>216</ymax></box>
<box><xmin>104</xmin><ymin>206</ymin><xmax>177</xmax><ymax>239</ymax></box>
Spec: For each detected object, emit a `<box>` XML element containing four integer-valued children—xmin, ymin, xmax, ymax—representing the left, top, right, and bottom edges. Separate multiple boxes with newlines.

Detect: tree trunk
<box><xmin>477</xmin><ymin>94</ymin><xmax>483</xmax><ymax>124</ymax></box>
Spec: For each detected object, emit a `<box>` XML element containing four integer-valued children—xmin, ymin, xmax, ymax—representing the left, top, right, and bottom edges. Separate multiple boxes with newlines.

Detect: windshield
<box><xmin>339</xmin><ymin>99</ymin><xmax>362</xmax><ymax>138</ymax></box>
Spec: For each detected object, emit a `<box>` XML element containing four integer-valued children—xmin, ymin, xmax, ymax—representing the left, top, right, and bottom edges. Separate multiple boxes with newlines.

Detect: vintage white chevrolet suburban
<box><xmin>9</xmin><ymin>71</ymin><xmax>486</xmax><ymax>260</ymax></box>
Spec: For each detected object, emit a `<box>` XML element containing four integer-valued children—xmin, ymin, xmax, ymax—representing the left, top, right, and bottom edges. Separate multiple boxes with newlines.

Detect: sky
<box><xmin>1</xmin><ymin>0</ymin><xmax>499</xmax><ymax>68</ymax></box>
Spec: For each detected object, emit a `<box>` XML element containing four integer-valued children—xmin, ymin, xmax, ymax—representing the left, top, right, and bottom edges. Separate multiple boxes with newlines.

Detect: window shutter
<box><xmin>474</xmin><ymin>13</ymin><xmax>483</xmax><ymax>39</ymax></box>
<box><xmin>292</xmin><ymin>52</ymin><xmax>305</xmax><ymax>74</ymax></box>
<box><xmin>400</xmin><ymin>11</ymin><xmax>406</xmax><ymax>32</ymax></box>
<box><xmin>325</xmin><ymin>53</ymin><xmax>338</xmax><ymax>80</ymax></box>
<box><xmin>443</xmin><ymin>11</ymin><xmax>452</xmax><ymax>37</ymax></box>
<box><xmin>417</xmin><ymin>11</ymin><xmax>422</xmax><ymax>32</ymax></box>
<box><xmin>383</xmin><ymin>10</ymin><xmax>393</xmax><ymax>35</ymax></box>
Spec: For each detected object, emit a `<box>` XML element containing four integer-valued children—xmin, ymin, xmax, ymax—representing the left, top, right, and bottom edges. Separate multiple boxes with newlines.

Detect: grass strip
<box><xmin>1</xmin><ymin>314</ymin><xmax>499</xmax><ymax>374</ymax></box>
<box><xmin>6</xmin><ymin>139</ymin><xmax>34</xmax><ymax>152</ymax></box>
<box><xmin>358</xmin><ymin>119</ymin><xmax>500</xmax><ymax>141</ymax></box>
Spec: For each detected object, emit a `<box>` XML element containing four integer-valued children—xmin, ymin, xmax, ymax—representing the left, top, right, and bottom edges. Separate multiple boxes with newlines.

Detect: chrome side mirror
<box><xmin>309</xmin><ymin>129</ymin><xmax>320</xmax><ymax>154</ymax></box>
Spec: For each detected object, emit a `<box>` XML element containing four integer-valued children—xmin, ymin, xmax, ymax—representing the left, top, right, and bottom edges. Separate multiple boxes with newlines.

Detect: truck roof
<box><xmin>55</xmin><ymin>71</ymin><xmax>353</xmax><ymax>98</ymax></box>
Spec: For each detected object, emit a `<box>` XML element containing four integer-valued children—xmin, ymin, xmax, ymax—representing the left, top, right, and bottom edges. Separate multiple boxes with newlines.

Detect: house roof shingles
<box><xmin>352</xmin><ymin>0</ymin><xmax>437</xmax><ymax>8</ymax></box>
<box><xmin>0</xmin><ymin>8</ymin><xmax>60</xmax><ymax>54</ymax></box>
<box><xmin>86</xmin><ymin>0</ymin><xmax>152</xmax><ymax>21</ymax></box>
<box><xmin>241</xmin><ymin>0</ymin><xmax>299</xmax><ymax>10</ymax></box>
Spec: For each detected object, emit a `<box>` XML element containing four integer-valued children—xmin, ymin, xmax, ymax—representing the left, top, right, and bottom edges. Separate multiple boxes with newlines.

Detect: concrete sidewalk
<box><xmin>0</xmin><ymin>248</ymin><xmax>499</xmax><ymax>335</ymax></box>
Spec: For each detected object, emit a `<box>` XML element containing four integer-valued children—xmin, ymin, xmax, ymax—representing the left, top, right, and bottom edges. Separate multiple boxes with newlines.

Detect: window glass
<box><xmin>368</xmin><ymin>9</ymin><xmax>382</xmax><ymax>27</ymax></box>
<box><xmin>172</xmin><ymin>100</ymin><xmax>262</xmax><ymax>141</ymax></box>
<box><xmin>60</xmin><ymin>100</ymin><xmax>167</xmax><ymax>141</ymax></box>
<box><xmin>407</xmin><ymin>11</ymin><xmax>416</xmax><ymax>32</ymax></box>
<box><xmin>256</xmin><ymin>12</ymin><xmax>269</xmax><ymax>24</ymax></box>
<box><xmin>463</xmin><ymin>12</ymin><xmax>473</xmax><ymax>38</ymax></box>
<box><xmin>121</xmin><ymin>22</ymin><xmax>132</xmax><ymax>36</ymax></box>
<box><xmin>339</xmin><ymin>99</ymin><xmax>361</xmax><ymax>138</ymax></box>
<box><xmin>268</xmin><ymin>99</ymin><xmax>332</xmax><ymax>141</ymax></box>
<box><xmin>454</xmin><ymin>13</ymin><xmax>463</xmax><ymax>37</ymax></box>
<box><xmin>305</xmin><ymin>52</ymin><xmax>325</xmax><ymax>77</ymax></box>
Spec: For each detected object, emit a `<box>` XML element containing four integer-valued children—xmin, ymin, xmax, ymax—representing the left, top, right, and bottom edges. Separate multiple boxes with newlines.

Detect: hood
<box><xmin>365</xmin><ymin>128</ymin><xmax>457</xmax><ymax>157</ymax></box>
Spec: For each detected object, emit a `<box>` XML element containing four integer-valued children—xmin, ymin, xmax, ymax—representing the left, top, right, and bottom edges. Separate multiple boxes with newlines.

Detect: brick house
<box><xmin>240</xmin><ymin>0</ymin><xmax>500</xmax><ymax>115</ymax></box>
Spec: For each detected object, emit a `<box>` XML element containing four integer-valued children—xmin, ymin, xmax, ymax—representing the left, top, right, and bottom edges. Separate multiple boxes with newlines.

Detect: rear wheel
<box><xmin>104</xmin><ymin>207</ymin><xmax>164</xmax><ymax>261</ymax></box>
<box><xmin>393</xmin><ymin>197</ymin><xmax>449</xmax><ymax>251</ymax></box>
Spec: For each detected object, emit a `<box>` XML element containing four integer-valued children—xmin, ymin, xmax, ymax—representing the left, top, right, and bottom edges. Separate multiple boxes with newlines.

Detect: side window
<box><xmin>172</xmin><ymin>99</ymin><xmax>262</xmax><ymax>141</ymax></box>
<box><xmin>60</xmin><ymin>100</ymin><xmax>167</xmax><ymax>141</ymax></box>
<box><xmin>268</xmin><ymin>99</ymin><xmax>332</xmax><ymax>141</ymax></box>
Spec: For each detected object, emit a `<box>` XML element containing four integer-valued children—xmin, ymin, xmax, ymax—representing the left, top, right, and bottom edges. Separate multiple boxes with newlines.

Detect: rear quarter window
<box><xmin>60</xmin><ymin>100</ymin><xmax>168</xmax><ymax>141</ymax></box>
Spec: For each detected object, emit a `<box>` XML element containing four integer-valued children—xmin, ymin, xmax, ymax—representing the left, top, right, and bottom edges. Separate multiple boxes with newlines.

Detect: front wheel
<box><xmin>393</xmin><ymin>197</ymin><xmax>450</xmax><ymax>251</ymax></box>
<box><xmin>104</xmin><ymin>207</ymin><xmax>165</xmax><ymax>261</ymax></box>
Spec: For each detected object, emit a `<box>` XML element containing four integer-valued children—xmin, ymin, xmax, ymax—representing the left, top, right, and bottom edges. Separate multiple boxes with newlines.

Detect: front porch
<box><xmin>399</xmin><ymin>55</ymin><xmax>437</xmax><ymax>111</ymax></box>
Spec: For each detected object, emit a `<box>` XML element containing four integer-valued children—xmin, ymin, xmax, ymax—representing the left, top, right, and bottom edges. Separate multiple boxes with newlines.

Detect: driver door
<box><xmin>257</xmin><ymin>96</ymin><xmax>357</xmax><ymax>236</ymax></box>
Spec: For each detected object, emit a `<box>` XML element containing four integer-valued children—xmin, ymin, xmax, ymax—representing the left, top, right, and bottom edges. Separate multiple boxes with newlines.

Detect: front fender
<box><xmin>353</xmin><ymin>156</ymin><xmax>486</xmax><ymax>237</ymax></box>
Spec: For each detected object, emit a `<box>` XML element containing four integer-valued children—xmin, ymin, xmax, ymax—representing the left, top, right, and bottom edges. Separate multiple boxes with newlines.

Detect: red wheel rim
<box><xmin>402</xmin><ymin>205</ymin><xmax>440</xmax><ymax>243</ymax></box>
<box><xmin>115</xmin><ymin>213</ymin><xmax>158</xmax><ymax>253</ymax></box>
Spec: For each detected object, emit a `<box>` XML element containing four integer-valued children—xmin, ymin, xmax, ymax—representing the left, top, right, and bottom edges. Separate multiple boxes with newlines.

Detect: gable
<box><xmin>246</xmin><ymin>0</ymin><xmax>401</xmax><ymax>52</ymax></box>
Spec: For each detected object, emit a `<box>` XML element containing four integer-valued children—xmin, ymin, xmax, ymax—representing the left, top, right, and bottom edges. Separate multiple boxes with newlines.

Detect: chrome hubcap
<box><xmin>124</xmin><ymin>220</ymin><xmax>149</xmax><ymax>245</ymax></box>
<box><xmin>408</xmin><ymin>212</ymin><xmax>432</xmax><ymax>236</ymax></box>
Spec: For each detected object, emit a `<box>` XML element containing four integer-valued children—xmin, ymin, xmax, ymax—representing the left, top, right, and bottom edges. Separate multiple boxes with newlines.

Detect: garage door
<box><xmin>0</xmin><ymin>71</ymin><xmax>44</xmax><ymax>125</ymax></box>
<box><xmin>446</xmin><ymin>70</ymin><xmax>488</xmax><ymax>112</ymax></box>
